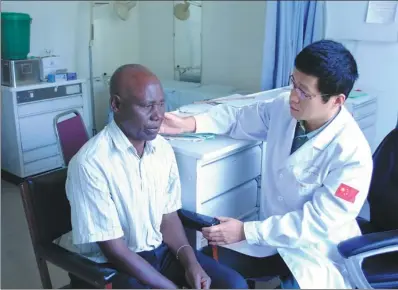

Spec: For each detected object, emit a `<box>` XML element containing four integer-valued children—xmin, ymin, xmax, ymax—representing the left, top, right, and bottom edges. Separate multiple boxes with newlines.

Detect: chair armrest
<box><xmin>38</xmin><ymin>243</ymin><xmax>116</xmax><ymax>288</ymax></box>
<box><xmin>338</xmin><ymin>229</ymin><xmax>398</xmax><ymax>259</ymax></box>
<box><xmin>337</xmin><ymin>230</ymin><xmax>398</xmax><ymax>289</ymax></box>
<box><xmin>177</xmin><ymin>209</ymin><xmax>220</xmax><ymax>232</ymax></box>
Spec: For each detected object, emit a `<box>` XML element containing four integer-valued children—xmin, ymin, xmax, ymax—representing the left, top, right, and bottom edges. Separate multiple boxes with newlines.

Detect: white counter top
<box><xmin>168</xmin><ymin>135</ymin><xmax>260</xmax><ymax>163</ymax></box>
<box><xmin>166</xmin><ymin>87</ymin><xmax>288</xmax><ymax>162</ymax></box>
<box><xmin>1</xmin><ymin>79</ymin><xmax>86</xmax><ymax>92</ymax></box>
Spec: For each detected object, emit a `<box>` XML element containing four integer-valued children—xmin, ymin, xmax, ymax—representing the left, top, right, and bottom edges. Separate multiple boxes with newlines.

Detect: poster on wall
<box><xmin>325</xmin><ymin>1</ymin><xmax>398</xmax><ymax>42</ymax></box>
<box><xmin>365</xmin><ymin>1</ymin><xmax>398</xmax><ymax>24</ymax></box>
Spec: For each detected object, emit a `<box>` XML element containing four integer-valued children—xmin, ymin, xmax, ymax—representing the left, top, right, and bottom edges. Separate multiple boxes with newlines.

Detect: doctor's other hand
<box><xmin>202</xmin><ymin>217</ymin><xmax>245</xmax><ymax>246</ymax></box>
<box><xmin>159</xmin><ymin>112</ymin><xmax>196</xmax><ymax>135</ymax></box>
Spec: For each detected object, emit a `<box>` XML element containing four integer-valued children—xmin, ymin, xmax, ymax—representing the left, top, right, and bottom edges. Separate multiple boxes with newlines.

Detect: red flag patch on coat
<box><xmin>335</xmin><ymin>183</ymin><xmax>359</xmax><ymax>203</ymax></box>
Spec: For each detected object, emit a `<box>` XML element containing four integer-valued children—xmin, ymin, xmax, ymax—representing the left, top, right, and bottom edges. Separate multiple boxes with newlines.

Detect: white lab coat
<box><xmin>194</xmin><ymin>93</ymin><xmax>373</xmax><ymax>289</ymax></box>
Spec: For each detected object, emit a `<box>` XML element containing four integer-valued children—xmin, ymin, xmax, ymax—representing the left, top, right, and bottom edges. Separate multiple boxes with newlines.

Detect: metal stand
<box><xmin>89</xmin><ymin>2</ymin><xmax>97</xmax><ymax>136</ymax></box>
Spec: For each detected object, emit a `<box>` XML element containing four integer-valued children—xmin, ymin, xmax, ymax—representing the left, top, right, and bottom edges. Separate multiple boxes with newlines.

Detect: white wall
<box><xmin>138</xmin><ymin>1</ymin><xmax>175</xmax><ymax>80</ymax></box>
<box><xmin>90</xmin><ymin>2</ymin><xmax>141</xmax><ymax>131</ymax></box>
<box><xmin>2</xmin><ymin>1</ymin><xmax>267</xmax><ymax>89</ymax></box>
<box><xmin>201</xmin><ymin>1</ymin><xmax>266</xmax><ymax>91</ymax></box>
<box><xmin>349</xmin><ymin>41</ymin><xmax>398</xmax><ymax>149</ymax></box>
<box><xmin>137</xmin><ymin>1</ymin><xmax>267</xmax><ymax>91</ymax></box>
<box><xmin>325</xmin><ymin>1</ymin><xmax>398</xmax><ymax>149</ymax></box>
<box><xmin>92</xmin><ymin>3</ymin><xmax>140</xmax><ymax>77</ymax></box>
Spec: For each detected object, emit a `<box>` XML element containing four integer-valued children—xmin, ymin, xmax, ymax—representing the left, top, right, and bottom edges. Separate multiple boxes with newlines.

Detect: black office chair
<box><xmin>197</xmin><ymin>129</ymin><xmax>398</xmax><ymax>289</ymax></box>
<box><xmin>338</xmin><ymin>128</ymin><xmax>398</xmax><ymax>289</ymax></box>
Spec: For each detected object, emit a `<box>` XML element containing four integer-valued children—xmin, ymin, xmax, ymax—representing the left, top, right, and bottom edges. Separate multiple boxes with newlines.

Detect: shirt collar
<box><xmin>107</xmin><ymin>120</ymin><xmax>156</xmax><ymax>155</ymax></box>
<box><xmin>297</xmin><ymin>107</ymin><xmax>341</xmax><ymax>140</ymax></box>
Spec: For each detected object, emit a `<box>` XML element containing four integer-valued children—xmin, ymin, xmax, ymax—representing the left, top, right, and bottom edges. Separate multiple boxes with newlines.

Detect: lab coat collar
<box><xmin>311</xmin><ymin>106</ymin><xmax>348</xmax><ymax>150</ymax></box>
<box><xmin>283</xmin><ymin>106</ymin><xmax>348</xmax><ymax>169</ymax></box>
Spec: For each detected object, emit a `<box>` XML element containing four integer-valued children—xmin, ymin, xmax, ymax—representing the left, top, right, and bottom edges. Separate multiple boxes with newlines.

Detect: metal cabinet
<box><xmin>345</xmin><ymin>94</ymin><xmax>377</xmax><ymax>152</ymax></box>
<box><xmin>1</xmin><ymin>80</ymin><xmax>91</xmax><ymax>178</ymax></box>
<box><xmin>168</xmin><ymin>135</ymin><xmax>263</xmax><ymax>250</ymax></box>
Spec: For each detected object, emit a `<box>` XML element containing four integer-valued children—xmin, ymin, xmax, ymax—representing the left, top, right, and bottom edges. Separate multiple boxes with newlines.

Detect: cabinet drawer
<box><xmin>197</xmin><ymin>145</ymin><xmax>261</xmax><ymax>203</ymax></box>
<box><xmin>345</xmin><ymin>97</ymin><xmax>377</xmax><ymax>117</ymax></box>
<box><xmin>349</xmin><ymin>101</ymin><xmax>377</xmax><ymax>119</ymax></box>
<box><xmin>200</xmin><ymin>180</ymin><xmax>258</xmax><ymax>219</ymax></box>
<box><xmin>19</xmin><ymin>107</ymin><xmax>84</xmax><ymax>151</ymax></box>
<box><xmin>23</xmin><ymin>143</ymin><xmax>60</xmax><ymax>164</ymax></box>
<box><xmin>356</xmin><ymin>112</ymin><xmax>376</xmax><ymax>129</ymax></box>
<box><xmin>24</xmin><ymin>155</ymin><xmax>63</xmax><ymax>176</ymax></box>
<box><xmin>18</xmin><ymin>95</ymin><xmax>83</xmax><ymax>117</ymax></box>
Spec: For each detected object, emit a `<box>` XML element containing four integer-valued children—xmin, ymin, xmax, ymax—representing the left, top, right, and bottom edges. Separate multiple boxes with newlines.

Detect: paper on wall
<box><xmin>365</xmin><ymin>1</ymin><xmax>398</xmax><ymax>24</ymax></box>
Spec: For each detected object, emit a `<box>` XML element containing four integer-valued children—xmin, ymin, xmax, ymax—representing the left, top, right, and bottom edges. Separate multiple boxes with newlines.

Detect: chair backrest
<box><xmin>367</xmin><ymin>128</ymin><xmax>398</xmax><ymax>231</ymax></box>
<box><xmin>54</xmin><ymin>110</ymin><xmax>89</xmax><ymax>166</ymax></box>
<box><xmin>20</xmin><ymin>168</ymin><xmax>71</xmax><ymax>246</ymax></box>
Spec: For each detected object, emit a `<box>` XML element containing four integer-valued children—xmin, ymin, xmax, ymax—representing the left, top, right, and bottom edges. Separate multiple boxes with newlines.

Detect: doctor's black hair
<box><xmin>294</xmin><ymin>39</ymin><xmax>359</xmax><ymax>103</ymax></box>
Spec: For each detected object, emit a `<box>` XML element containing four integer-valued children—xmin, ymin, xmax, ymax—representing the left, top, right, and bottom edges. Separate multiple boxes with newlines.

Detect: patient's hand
<box><xmin>185</xmin><ymin>262</ymin><xmax>211</xmax><ymax>289</ymax></box>
<box><xmin>202</xmin><ymin>217</ymin><xmax>245</xmax><ymax>245</ymax></box>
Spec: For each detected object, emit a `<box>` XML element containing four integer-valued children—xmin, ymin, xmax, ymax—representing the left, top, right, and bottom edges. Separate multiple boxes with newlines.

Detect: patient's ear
<box><xmin>110</xmin><ymin>94</ymin><xmax>122</xmax><ymax>112</ymax></box>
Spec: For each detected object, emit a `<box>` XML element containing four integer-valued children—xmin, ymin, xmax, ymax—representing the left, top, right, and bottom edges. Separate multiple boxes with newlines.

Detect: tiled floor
<box><xmin>1</xmin><ymin>180</ymin><xmax>69</xmax><ymax>289</ymax></box>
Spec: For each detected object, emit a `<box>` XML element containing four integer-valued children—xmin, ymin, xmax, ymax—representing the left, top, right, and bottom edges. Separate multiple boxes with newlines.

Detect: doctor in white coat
<box><xmin>160</xmin><ymin>40</ymin><xmax>373</xmax><ymax>288</ymax></box>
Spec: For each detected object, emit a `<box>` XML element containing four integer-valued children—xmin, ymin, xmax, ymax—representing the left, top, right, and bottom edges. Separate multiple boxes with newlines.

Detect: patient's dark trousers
<box><xmin>202</xmin><ymin>245</ymin><xmax>293</xmax><ymax>280</ymax></box>
<box><xmin>69</xmin><ymin>243</ymin><xmax>248</xmax><ymax>289</ymax></box>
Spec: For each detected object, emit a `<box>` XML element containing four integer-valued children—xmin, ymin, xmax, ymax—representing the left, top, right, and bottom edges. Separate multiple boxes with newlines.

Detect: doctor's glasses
<box><xmin>288</xmin><ymin>75</ymin><xmax>332</xmax><ymax>100</ymax></box>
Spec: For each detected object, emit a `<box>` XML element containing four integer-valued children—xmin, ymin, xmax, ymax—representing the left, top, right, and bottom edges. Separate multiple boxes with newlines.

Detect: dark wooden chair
<box><xmin>19</xmin><ymin>168</ymin><xmax>222</xmax><ymax>288</ymax></box>
<box><xmin>20</xmin><ymin>168</ymin><xmax>116</xmax><ymax>289</ymax></box>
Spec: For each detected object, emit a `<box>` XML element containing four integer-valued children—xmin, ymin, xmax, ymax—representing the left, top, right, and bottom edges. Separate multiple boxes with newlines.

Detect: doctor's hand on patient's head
<box><xmin>159</xmin><ymin>113</ymin><xmax>197</xmax><ymax>135</ymax></box>
<box><xmin>159</xmin><ymin>113</ymin><xmax>185</xmax><ymax>134</ymax></box>
<box><xmin>202</xmin><ymin>217</ymin><xmax>245</xmax><ymax>246</ymax></box>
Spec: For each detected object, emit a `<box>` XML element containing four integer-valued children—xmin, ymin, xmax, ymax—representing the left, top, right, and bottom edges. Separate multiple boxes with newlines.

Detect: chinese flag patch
<box><xmin>335</xmin><ymin>183</ymin><xmax>359</xmax><ymax>203</ymax></box>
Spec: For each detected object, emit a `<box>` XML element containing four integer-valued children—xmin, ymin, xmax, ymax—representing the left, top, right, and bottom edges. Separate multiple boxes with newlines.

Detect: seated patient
<box><xmin>61</xmin><ymin>64</ymin><xmax>247</xmax><ymax>289</ymax></box>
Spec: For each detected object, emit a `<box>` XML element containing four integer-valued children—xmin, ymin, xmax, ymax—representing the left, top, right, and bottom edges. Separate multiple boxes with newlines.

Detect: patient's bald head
<box><xmin>110</xmin><ymin>64</ymin><xmax>165</xmax><ymax>142</ymax></box>
<box><xmin>110</xmin><ymin>64</ymin><xmax>155</xmax><ymax>99</ymax></box>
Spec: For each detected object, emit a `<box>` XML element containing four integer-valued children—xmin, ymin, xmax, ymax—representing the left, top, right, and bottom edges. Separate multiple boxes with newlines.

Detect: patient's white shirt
<box><xmin>58</xmin><ymin>120</ymin><xmax>182</xmax><ymax>263</ymax></box>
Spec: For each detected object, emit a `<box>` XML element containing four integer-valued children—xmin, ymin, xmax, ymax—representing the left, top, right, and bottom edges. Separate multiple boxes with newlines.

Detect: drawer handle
<box><xmin>355</xmin><ymin>111</ymin><xmax>376</xmax><ymax>121</ymax></box>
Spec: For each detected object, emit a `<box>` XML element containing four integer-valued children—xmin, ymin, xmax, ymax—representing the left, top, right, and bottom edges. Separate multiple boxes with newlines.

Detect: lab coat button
<box><xmin>279</xmin><ymin>173</ymin><xmax>283</xmax><ymax>179</ymax></box>
<box><xmin>278</xmin><ymin>196</ymin><xmax>284</xmax><ymax>201</ymax></box>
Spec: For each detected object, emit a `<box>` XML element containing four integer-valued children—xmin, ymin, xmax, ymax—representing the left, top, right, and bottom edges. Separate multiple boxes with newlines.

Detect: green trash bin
<box><xmin>1</xmin><ymin>12</ymin><xmax>32</xmax><ymax>60</ymax></box>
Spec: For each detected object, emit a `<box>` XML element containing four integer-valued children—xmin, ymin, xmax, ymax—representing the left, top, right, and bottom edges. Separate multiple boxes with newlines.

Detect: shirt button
<box><xmin>278</xmin><ymin>196</ymin><xmax>284</xmax><ymax>201</ymax></box>
<box><xmin>279</xmin><ymin>173</ymin><xmax>283</xmax><ymax>179</ymax></box>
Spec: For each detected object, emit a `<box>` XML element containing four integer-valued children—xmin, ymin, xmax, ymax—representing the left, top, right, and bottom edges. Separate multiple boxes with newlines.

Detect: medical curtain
<box><xmin>261</xmin><ymin>1</ymin><xmax>325</xmax><ymax>90</ymax></box>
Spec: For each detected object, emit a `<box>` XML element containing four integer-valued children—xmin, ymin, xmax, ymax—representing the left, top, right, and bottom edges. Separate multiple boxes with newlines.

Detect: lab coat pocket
<box><xmin>294</xmin><ymin>166</ymin><xmax>322</xmax><ymax>196</ymax></box>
